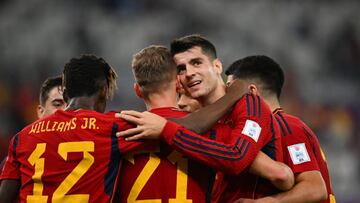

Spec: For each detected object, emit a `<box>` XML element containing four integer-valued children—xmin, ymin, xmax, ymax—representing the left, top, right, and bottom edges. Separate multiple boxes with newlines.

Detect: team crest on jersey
<box><xmin>241</xmin><ymin>120</ymin><xmax>261</xmax><ymax>142</ymax></box>
<box><xmin>288</xmin><ymin>143</ymin><xmax>310</xmax><ymax>165</ymax></box>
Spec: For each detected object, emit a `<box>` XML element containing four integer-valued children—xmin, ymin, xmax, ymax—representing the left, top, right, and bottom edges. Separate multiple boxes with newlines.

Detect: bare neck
<box><xmin>65</xmin><ymin>94</ymin><xmax>104</xmax><ymax>113</ymax></box>
<box><xmin>143</xmin><ymin>89</ymin><xmax>178</xmax><ymax>111</ymax></box>
<box><xmin>262</xmin><ymin>95</ymin><xmax>281</xmax><ymax>112</ymax></box>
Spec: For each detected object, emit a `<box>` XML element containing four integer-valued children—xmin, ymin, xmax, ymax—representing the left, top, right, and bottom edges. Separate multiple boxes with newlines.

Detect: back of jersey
<box><xmin>117</xmin><ymin>107</ymin><xmax>215</xmax><ymax>203</ymax></box>
<box><xmin>14</xmin><ymin>109</ymin><xmax>129</xmax><ymax>203</ymax></box>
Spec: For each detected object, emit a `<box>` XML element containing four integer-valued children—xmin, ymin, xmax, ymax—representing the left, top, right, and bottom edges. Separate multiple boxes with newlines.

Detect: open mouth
<box><xmin>188</xmin><ymin>80</ymin><xmax>201</xmax><ymax>88</ymax></box>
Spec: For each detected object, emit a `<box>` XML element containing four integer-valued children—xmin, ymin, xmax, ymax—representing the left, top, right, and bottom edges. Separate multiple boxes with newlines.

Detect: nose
<box><xmin>185</xmin><ymin>65</ymin><xmax>196</xmax><ymax>78</ymax></box>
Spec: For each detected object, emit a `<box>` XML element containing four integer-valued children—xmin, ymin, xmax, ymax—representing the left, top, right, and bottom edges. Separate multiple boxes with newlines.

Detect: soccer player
<box><xmin>118</xmin><ymin>35</ymin><xmax>292</xmax><ymax>202</ymax></box>
<box><xmin>37</xmin><ymin>75</ymin><xmax>67</xmax><ymax>118</ymax></box>
<box><xmin>226</xmin><ymin>55</ymin><xmax>335</xmax><ymax>203</ymax></box>
<box><xmin>117</xmin><ymin>45</ymin><xmax>214</xmax><ymax>202</ymax></box>
<box><xmin>0</xmin><ymin>75</ymin><xmax>67</xmax><ymax>201</ymax></box>
<box><xmin>117</xmin><ymin>45</ymin><xmax>251</xmax><ymax>202</ymax></box>
<box><xmin>0</xmin><ymin>54</ymin><xmax>159</xmax><ymax>203</ymax></box>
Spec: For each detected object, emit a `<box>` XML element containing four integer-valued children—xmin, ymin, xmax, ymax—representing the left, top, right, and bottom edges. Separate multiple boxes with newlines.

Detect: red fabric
<box><xmin>160</xmin><ymin>95</ymin><xmax>283</xmax><ymax>202</ymax></box>
<box><xmin>0</xmin><ymin>109</ymin><xmax>150</xmax><ymax>203</ymax></box>
<box><xmin>117</xmin><ymin>107</ymin><xmax>214</xmax><ymax>203</ymax></box>
<box><xmin>275</xmin><ymin>110</ymin><xmax>335</xmax><ymax>203</ymax></box>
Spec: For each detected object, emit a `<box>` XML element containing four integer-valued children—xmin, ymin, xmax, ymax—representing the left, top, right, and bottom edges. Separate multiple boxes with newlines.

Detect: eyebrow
<box><xmin>189</xmin><ymin>57</ymin><xmax>202</xmax><ymax>63</ymax></box>
<box><xmin>51</xmin><ymin>99</ymin><xmax>65</xmax><ymax>103</ymax></box>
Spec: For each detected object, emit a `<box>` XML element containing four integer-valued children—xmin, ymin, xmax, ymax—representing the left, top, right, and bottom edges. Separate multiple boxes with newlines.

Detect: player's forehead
<box><xmin>46</xmin><ymin>86</ymin><xmax>64</xmax><ymax>103</ymax></box>
<box><xmin>173</xmin><ymin>46</ymin><xmax>208</xmax><ymax>65</ymax></box>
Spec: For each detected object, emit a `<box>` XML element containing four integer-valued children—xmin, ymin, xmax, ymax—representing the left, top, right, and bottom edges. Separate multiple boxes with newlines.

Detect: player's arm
<box><xmin>250</xmin><ymin>123</ymin><xmax>328</xmax><ymax>202</ymax></box>
<box><xmin>0</xmin><ymin>179</ymin><xmax>20</xmax><ymax>203</ymax></box>
<box><xmin>249</xmin><ymin>152</ymin><xmax>294</xmax><ymax>191</ymax></box>
<box><xmin>266</xmin><ymin>170</ymin><xmax>327</xmax><ymax>203</ymax></box>
<box><xmin>170</xmin><ymin>79</ymin><xmax>249</xmax><ymax>134</ymax></box>
<box><xmin>117</xmin><ymin>96</ymin><xmax>281</xmax><ymax>178</ymax></box>
<box><xmin>115</xmin><ymin>120</ymin><xmax>159</xmax><ymax>154</ymax></box>
<box><xmin>236</xmin><ymin>170</ymin><xmax>327</xmax><ymax>203</ymax></box>
<box><xmin>0</xmin><ymin>135</ymin><xmax>21</xmax><ymax>203</ymax></box>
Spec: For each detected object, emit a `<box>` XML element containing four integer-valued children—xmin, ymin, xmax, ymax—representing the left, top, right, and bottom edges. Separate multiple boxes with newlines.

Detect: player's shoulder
<box><xmin>276</xmin><ymin>111</ymin><xmax>315</xmax><ymax>137</ymax></box>
<box><xmin>232</xmin><ymin>94</ymin><xmax>271</xmax><ymax>118</ymax></box>
<box><xmin>20</xmin><ymin>110</ymin><xmax>62</xmax><ymax>135</ymax></box>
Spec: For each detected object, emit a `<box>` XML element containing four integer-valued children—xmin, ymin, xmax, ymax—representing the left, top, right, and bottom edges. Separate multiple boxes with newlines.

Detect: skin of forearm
<box><xmin>249</xmin><ymin>152</ymin><xmax>294</xmax><ymax>191</ymax></box>
<box><xmin>266</xmin><ymin>171</ymin><xmax>327</xmax><ymax>203</ymax></box>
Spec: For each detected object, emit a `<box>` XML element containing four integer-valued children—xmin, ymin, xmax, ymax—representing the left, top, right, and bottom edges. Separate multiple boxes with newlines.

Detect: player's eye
<box><xmin>192</xmin><ymin>60</ymin><xmax>201</xmax><ymax>66</ymax></box>
<box><xmin>53</xmin><ymin>101</ymin><xmax>64</xmax><ymax>108</ymax></box>
<box><xmin>177</xmin><ymin>65</ymin><xmax>186</xmax><ymax>75</ymax></box>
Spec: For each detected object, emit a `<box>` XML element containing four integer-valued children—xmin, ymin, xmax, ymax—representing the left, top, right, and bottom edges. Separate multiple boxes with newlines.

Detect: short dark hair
<box><xmin>62</xmin><ymin>54</ymin><xmax>117</xmax><ymax>99</ymax></box>
<box><xmin>132</xmin><ymin>45</ymin><xmax>177</xmax><ymax>97</ymax></box>
<box><xmin>226</xmin><ymin>55</ymin><xmax>285</xmax><ymax>98</ymax></box>
<box><xmin>170</xmin><ymin>34</ymin><xmax>217</xmax><ymax>60</ymax></box>
<box><xmin>39</xmin><ymin>76</ymin><xmax>63</xmax><ymax>106</ymax></box>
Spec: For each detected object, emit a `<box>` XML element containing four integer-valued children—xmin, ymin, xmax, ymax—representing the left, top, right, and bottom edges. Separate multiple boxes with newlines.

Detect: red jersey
<box><xmin>117</xmin><ymin>107</ymin><xmax>215</xmax><ymax>203</ymax></box>
<box><xmin>0</xmin><ymin>109</ymin><xmax>154</xmax><ymax>203</ymax></box>
<box><xmin>273</xmin><ymin>108</ymin><xmax>335</xmax><ymax>203</ymax></box>
<box><xmin>161</xmin><ymin>94</ymin><xmax>282</xmax><ymax>202</ymax></box>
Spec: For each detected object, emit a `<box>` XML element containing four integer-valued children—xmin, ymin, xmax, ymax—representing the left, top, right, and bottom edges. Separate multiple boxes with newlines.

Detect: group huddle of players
<box><xmin>0</xmin><ymin>34</ymin><xmax>335</xmax><ymax>203</ymax></box>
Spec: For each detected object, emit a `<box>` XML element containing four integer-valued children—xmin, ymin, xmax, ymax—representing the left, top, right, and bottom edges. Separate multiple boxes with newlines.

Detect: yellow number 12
<box><xmin>27</xmin><ymin>141</ymin><xmax>94</xmax><ymax>203</ymax></box>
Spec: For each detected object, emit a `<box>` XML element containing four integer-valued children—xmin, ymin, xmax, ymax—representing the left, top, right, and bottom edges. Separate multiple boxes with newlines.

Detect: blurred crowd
<box><xmin>0</xmin><ymin>0</ymin><xmax>359</xmax><ymax>202</ymax></box>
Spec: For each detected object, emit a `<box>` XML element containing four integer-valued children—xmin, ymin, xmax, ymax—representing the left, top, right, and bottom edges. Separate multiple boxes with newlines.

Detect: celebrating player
<box><xmin>0</xmin><ymin>75</ymin><xmax>67</xmax><ymax>201</ymax></box>
<box><xmin>117</xmin><ymin>45</ymin><xmax>219</xmax><ymax>202</ymax></box>
<box><xmin>226</xmin><ymin>55</ymin><xmax>335</xmax><ymax>203</ymax></box>
<box><xmin>0</xmin><ymin>54</ymin><xmax>160</xmax><ymax>203</ymax></box>
<box><xmin>117</xmin><ymin>35</ymin><xmax>294</xmax><ymax>202</ymax></box>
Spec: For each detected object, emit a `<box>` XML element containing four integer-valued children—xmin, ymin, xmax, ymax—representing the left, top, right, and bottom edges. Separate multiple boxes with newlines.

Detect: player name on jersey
<box><xmin>29</xmin><ymin>117</ymin><xmax>99</xmax><ymax>134</ymax></box>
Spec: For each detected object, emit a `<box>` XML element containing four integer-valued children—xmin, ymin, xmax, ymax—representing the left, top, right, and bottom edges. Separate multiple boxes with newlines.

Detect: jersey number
<box><xmin>127</xmin><ymin>151</ymin><xmax>192</xmax><ymax>202</ymax></box>
<box><xmin>27</xmin><ymin>141</ymin><xmax>94</xmax><ymax>203</ymax></box>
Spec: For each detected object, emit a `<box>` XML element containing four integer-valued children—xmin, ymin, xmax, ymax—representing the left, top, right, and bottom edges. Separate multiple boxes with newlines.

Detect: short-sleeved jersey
<box><xmin>117</xmin><ymin>107</ymin><xmax>215</xmax><ymax>203</ymax></box>
<box><xmin>161</xmin><ymin>94</ymin><xmax>282</xmax><ymax>202</ymax></box>
<box><xmin>273</xmin><ymin>108</ymin><xmax>335</xmax><ymax>203</ymax></box>
<box><xmin>0</xmin><ymin>109</ymin><xmax>153</xmax><ymax>203</ymax></box>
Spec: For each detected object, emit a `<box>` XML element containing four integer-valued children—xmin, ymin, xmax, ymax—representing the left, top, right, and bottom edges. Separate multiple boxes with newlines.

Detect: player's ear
<box><xmin>249</xmin><ymin>84</ymin><xmax>259</xmax><ymax>96</ymax></box>
<box><xmin>134</xmin><ymin>83</ymin><xmax>142</xmax><ymax>98</ymax></box>
<box><xmin>213</xmin><ymin>58</ymin><xmax>223</xmax><ymax>75</ymax></box>
<box><xmin>213</xmin><ymin>58</ymin><xmax>223</xmax><ymax>74</ymax></box>
<box><xmin>175</xmin><ymin>76</ymin><xmax>182</xmax><ymax>92</ymax></box>
<box><xmin>37</xmin><ymin>105</ymin><xmax>44</xmax><ymax>119</ymax></box>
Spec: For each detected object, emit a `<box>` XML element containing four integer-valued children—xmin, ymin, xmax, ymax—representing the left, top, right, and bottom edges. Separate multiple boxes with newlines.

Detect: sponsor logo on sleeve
<box><xmin>288</xmin><ymin>143</ymin><xmax>310</xmax><ymax>165</ymax></box>
<box><xmin>242</xmin><ymin>120</ymin><xmax>261</xmax><ymax>142</ymax></box>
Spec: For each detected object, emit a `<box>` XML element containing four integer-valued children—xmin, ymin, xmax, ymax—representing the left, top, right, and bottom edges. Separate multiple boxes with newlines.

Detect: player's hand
<box><xmin>115</xmin><ymin>110</ymin><xmax>167</xmax><ymax>141</ymax></box>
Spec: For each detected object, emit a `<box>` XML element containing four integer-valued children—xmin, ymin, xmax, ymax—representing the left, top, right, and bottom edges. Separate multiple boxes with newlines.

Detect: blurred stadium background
<box><xmin>0</xmin><ymin>0</ymin><xmax>359</xmax><ymax>202</ymax></box>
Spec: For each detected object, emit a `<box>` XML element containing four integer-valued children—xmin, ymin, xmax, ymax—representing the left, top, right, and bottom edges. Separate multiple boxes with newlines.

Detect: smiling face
<box><xmin>174</xmin><ymin>46</ymin><xmax>224</xmax><ymax>105</ymax></box>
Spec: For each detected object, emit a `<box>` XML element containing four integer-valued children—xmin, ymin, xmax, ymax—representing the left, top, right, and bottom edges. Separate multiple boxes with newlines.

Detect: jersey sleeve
<box><xmin>0</xmin><ymin>134</ymin><xmax>20</xmax><ymax>180</ymax></box>
<box><xmin>161</xmin><ymin>95</ymin><xmax>273</xmax><ymax>175</ymax></box>
<box><xmin>115</xmin><ymin>119</ymin><xmax>158</xmax><ymax>154</ymax></box>
<box><xmin>283</xmin><ymin>125</ymin><xmax>320</xmax><ymax>174</ymax></box>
